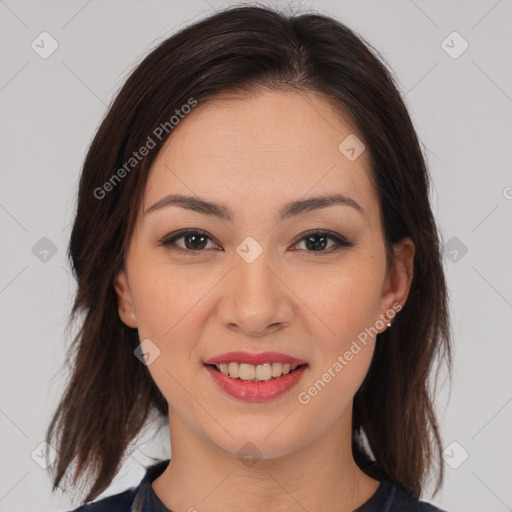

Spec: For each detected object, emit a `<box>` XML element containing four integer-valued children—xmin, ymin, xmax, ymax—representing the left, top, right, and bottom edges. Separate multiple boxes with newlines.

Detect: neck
<box><xmin>151</xmin><ymin>409</ymin><xmax>380</xmax><ymax>512</ymax></box>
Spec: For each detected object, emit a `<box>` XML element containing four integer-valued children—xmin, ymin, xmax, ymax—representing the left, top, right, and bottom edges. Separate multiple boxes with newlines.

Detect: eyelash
<box><xmin>159</xmin><ymin>229</ymin><xmax>354</xmax><ymax>256</ymax></box>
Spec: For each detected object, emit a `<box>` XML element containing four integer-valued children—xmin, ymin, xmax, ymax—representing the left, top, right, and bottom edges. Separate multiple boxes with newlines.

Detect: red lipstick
<box><xmin>203</xmin><ymin>351</ymin><xmax>308</xmax><ymax>402</ymax></box>
<box><xmin>205</xmin><ymin>364</ymin><xmax>307</xmax><ymax>401</ymax></box>
<box><xmin>203</xmin><ymin>351</ymin><xmax>307</xmax><ymax>366</ymax></box>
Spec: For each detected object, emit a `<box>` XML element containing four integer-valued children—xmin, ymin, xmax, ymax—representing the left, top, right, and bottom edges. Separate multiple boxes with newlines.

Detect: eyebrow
<box><xmin>144</xmin><ymin>193</ymin><xmax>366</xmax><ymax>222</ymax></box>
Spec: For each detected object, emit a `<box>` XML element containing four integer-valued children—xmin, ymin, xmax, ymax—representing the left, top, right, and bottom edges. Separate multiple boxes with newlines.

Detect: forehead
<box><xmin>143</xmin><ymin>89</ymin><xmax>379</xmax><ymax>227</ymax></box>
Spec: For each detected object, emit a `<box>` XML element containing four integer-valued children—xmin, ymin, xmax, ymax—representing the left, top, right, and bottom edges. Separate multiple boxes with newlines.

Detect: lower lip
<box><xmin>205</xmin><ymin>364</ymin><xmax>308</xmax><ymax>402</ymax></box>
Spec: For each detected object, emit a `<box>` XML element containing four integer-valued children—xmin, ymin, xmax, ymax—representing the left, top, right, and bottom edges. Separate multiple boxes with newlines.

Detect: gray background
<box><xmin>1</xmin><ymin>0</ymin><xmax>511</xmax><ymax>511</ymax></box>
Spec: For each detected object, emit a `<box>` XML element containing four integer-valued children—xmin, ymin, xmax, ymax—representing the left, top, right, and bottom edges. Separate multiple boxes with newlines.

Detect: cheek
<box><xmin>129</xmin><ymin>266</ymin><xmax>208</xmax><ymax>412</ymax></box>
<box><xmin>295</xmin><ymin>265</ymin><xmax>382</xmax><ymax>418</ymax></box>
<box><xmin>130</xmin><ymin>261</ymin><xmax>211</xmax><ymax>341</ymax></box>
<box><xmin>305</xmin><ymin>262</ymin><xmax>384</xmax><ymax>349</ymax></box>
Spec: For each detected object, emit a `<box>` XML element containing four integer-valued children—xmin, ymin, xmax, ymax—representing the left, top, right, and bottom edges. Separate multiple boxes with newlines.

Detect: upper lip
<box><xmin>203</xmin><ymin>351</ymin><xmax>307</xmax><ymax>366</ymax></box>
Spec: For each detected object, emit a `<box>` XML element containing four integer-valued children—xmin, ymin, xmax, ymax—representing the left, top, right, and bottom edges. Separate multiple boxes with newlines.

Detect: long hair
<box><xmin>46</xmin><ymin>3</ymin><xmax>452</xmax><ymax>504</ymax></box>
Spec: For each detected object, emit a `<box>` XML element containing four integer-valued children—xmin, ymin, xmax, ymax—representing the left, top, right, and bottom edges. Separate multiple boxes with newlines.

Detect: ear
<box><xmin>113</xmin><ymin>269</ymin><xmax>138</xmax><ymax>328</ymax></box>
<box><xmin>376</xmin><ymin>237</ymin><xmax>415</xmax><ymax>332</ymax></box>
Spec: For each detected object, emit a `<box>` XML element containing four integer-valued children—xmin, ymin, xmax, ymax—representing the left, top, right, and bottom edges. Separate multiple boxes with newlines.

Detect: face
<box><xmin>114</xmin><ymin>89</ymin><xmax>414</xmax><ymax>460</ymax></box>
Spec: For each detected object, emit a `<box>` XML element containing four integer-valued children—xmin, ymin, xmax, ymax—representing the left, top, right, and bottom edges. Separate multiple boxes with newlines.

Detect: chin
<box><xmin>205</xmin><ymin>422</ymin><xmax>312</xmax><ymax>463</ymax></box>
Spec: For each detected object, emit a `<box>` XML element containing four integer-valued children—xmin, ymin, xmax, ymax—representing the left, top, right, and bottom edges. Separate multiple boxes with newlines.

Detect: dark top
<box><xmin>70</xmin><ymin>459</ymin><xmax>447</xmax><ymax>512</ymax></box>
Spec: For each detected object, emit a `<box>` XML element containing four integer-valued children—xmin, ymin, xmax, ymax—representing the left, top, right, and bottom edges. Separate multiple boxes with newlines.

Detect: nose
<box><xmin>217</xmin><ymin>249</ymin><xmax>294</xmax><ymax>337</ymax></box>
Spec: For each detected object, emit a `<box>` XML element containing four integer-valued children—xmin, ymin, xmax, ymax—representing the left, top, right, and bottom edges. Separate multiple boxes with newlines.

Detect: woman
<box><xmin>46</xmin><ymin>5</ymin><xmax>452</xmax><ymax>512</ymax></box>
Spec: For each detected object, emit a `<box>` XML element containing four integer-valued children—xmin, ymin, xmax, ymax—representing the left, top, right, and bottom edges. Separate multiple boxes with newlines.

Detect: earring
<box><xmin>386</xmin><ymin>319</ymin><xmax>392</xmax><ymax>328</ymax></box>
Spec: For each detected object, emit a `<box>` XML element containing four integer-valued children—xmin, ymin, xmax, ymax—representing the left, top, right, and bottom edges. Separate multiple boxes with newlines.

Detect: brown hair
<box><xmin>46</xmin><ymin>3</ymin><xmax>452</xmax><ymax>504</ymax></box>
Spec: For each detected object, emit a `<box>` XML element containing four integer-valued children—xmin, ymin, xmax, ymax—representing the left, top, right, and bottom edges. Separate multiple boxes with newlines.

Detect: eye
<box><xmin>291</xmin><ymin>230</ymin><xmax>354</xmax><ymax>253</ymax></box>
<box><xmin>160</xmin><ymin>229</ymin><xmax>219</xmax><ymax>254</ymax></box>
<box><xmin>159</xmin><ymin>229</ymin><xmax>353</xmax><ymax>255</ymax></box>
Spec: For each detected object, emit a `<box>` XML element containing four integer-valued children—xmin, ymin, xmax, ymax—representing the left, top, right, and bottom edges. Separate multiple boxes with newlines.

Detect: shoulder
<box><xmin>67</xmin><ymin>488</ymin><xmax>136</xmax><ymax>512</ymax></box>
<box><xmin>389</xmin><ymin>481</ymin><xmax>448</xmax><ymax>512</ymax></box>
<box><xmin>65</xmin><ymin>458</ymin><xmax>170</xmax><ymax>512</ymax></box>
<box><xmin>414</xmin><ymin>502</ymin><xmax>447</xmax><ymax>511</ymax></box>
<box><xmin>357</xmin><ymin>478</ymin><xmax>448</xmax><ymax>512</ymax></box>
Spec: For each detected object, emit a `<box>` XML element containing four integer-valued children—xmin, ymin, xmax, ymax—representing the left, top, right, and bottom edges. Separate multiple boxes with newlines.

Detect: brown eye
<box><xmin>160</xmin><ymin>229</ymin><xmax>353</xmax><ymax>256</ymax></box>
<box><xmin>180</xmin><ymin>232</ymin><xmax>209</xmax><ymax>250</ymax></box>
<box><xmin>160</xmin><ymin>229</ymin><xmax>217</xmax><ymax>254</ymax></box>
<box><xmin>292</xmin><ymin>230</ymin><xmax>353</xmax><ymax>253</ymax></box>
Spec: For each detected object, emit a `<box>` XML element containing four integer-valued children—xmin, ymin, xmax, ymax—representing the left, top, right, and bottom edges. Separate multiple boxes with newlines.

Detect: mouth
<box><xmin>204</xmin><ymin>362</ymin><xmax>308</xmax><ymax>383</ymax></box>
<box><xmin>203</xmin><ymin>361</ymin><xmax>309</xmax><ymax>401</ymax></box>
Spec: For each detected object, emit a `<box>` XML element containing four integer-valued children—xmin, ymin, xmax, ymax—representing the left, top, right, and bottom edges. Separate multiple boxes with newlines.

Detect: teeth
<box><xmin>239</xmin><ymin>363</ymin><xmax>256</xmax><ymax>380</ymax></box>
<box><xmin>271</xmin><ymin>362</ymin><xmax>282</xmax><ymax>377</ymax></box>
<box><xmin>214</xmin><ymin>362</ymin><xmax>301</xmax><ymax>381</ymax></box>
<box><xmin>227</xmin><ymin>362</ymin><xmax>239</xmax><ymax>378</ymax></box>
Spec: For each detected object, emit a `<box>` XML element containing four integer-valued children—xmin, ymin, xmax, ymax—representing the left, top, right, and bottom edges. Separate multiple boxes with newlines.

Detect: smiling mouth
<box><xmin>205</xmin><ymin>362</ymin><xmax>308</xmax><ymax>382</ymax></box>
